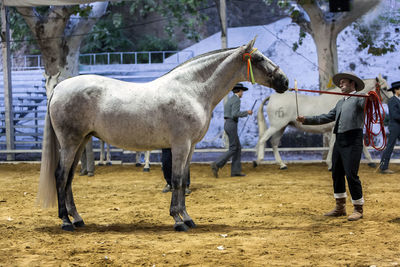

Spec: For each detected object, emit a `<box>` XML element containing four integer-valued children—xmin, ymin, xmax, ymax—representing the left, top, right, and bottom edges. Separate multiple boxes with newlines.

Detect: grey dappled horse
<box><xmin>254</xmin><ymin>76</ymin><xmax>391</xmax><ymax>170</ymax></box>
<box><xmin>98</xmin><ymin>140</ymin><xmax>151</xmax><ymax>172</ymax></box>
<box><xmin>37</xmin><ymin>38</ymin><xmax>289</xmax><ymax>232</ymax></box>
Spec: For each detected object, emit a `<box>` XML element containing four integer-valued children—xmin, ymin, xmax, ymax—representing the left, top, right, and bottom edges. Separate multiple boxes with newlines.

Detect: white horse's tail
<box><xmin>257</xmin><ymin>96</ymin><xmax>270</xmax><ymax>136</ymax></box>
<box><xmin>37</xmin><ymin>108</ymin><xmax>59</xmax><ymax>208</ymax></box>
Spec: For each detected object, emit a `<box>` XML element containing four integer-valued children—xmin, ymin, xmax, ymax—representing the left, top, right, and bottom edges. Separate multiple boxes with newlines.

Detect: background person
<box><xmin>211</xmin><ymin>83</ymin><xmax>253</xmax><ymax>178</ymax></box>
<box><xmin>379</xmin><ymin>81</ymin><xmax>400</xmax><ymax>174</ymax></box>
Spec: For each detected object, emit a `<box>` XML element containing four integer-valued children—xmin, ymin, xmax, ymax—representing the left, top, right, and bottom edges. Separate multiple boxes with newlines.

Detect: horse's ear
<box><xmin>55</xmin><ymin>71</ymin><xmax>61</xmax><ymax>79</ymax></box>
<box><xmin>244</xmin><ymin>35</ymin><xmax>258</xmax><ymax>52</ymax></box>
<box><xmin>378</xmin><ymin>73</ymin><xmax>382</xmax><ymax>80</ymax></box>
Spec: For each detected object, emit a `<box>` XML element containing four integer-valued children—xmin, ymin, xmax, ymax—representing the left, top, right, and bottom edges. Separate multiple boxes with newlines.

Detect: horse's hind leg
<box><xmin>254</xmin><ymin>127</ymin><xmax>281</xmax><ymax>167</ymax></box>
<box><xmin>56</xmin><ymin>145</ymin><xmax>81</xmax><ymax>231</ymax></box>
<box><xmin>98</xmin><ymin>140</ymin><xmax>105</xmax><ymax>166</ymax></box>
<box><xmin>65</xmin><ymin>141</ymin><xmax>88</xmax><ymax>228</ymax></box>
<box><xmin>270</xmin><ymin>130</ymin><xmax>287</xmax><ymax>169</ymax></box>
<box><xmin>143</xmin><ymin>151</ymin><xmax>150</xmax><ymax>172</ymax></box>
<box><xmin>106</xmin><ymin>143</ymin><xmax>112</xmax><ymax>165</ymax></box>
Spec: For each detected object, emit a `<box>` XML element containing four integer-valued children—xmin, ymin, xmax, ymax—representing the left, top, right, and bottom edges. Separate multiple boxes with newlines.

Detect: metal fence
<box><xmin>10</xmin><ymin>50</ymin><xmax>194</xmax><ymax>70</ymax></box>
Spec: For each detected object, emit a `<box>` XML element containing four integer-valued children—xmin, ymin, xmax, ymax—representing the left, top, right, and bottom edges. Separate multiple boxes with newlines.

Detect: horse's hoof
<box><xmin>174</xmin><ymin>223</ymin><xmax>189</xmax><ymax>232</ymax></box>
<box><xmin>252</xmin><ymin>161</ymin><xmax>258</xmax><ymax>168</ymax></box>
<box><xmin>62</xmin><ymin>224</ymin><xmax>74</xmax><ymax>232</ymax></box>
<box><xmin>143</xmin><ymin>168</ymin><xmax>150</xmax><ymax>172</ymax></box>
<box><xmin>106</xmin><ymin>162</ymin><xmax>112</xmax><ymax>166</ymax></box>
<box><xmin>97</xmin><ymin>163</ymin><xmax>104</xmax><ymax>166</ymax></box>
<box><xmin>328</xmin><ymin>168</ymin><xmax>332</xmax><ymax>172</ymax></box>
<box><xmin>135</xmin><ymin>163</ymin><xmax>142</xmax><ymax>167</ymax></box>
<box><xmin>184</xmin><ymin>220</ymin><xmax>196</xmax><ymax>228</ymax></box>
<box><xmin>279</xmin><ymin>166</ymin><xmax>288</xmax><ymax>170</ymax></box>
<box><xmin>73</xmin><ymin>220</ymin><xmax>85</xmax><ymax>228</ymax></box>
<box><xmin>368</xmin><ymin>163</ymin><xmax>377</xmax><ymax>168</ymax></box>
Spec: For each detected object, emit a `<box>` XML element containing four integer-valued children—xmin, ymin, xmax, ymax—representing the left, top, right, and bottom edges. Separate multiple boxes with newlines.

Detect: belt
<box><xmin>224</xmin><ymin>117</ymin><xmax>238</xmax><ymax>122</ymax></box>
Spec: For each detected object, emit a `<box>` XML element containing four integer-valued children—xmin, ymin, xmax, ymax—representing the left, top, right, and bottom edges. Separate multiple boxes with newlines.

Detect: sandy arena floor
<box><xmin>0</xmin><ymin>162</ymin><xmax>400</xmax><ymax>266</ymax></box>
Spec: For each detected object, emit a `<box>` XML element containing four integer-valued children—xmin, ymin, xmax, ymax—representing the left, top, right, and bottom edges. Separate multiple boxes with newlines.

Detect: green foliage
<box><xmin>353</xmin><ymin>9</ymin><xmax>400</xmax><ymax>56</ymax></box>
<box><xmin>135</xmin><ymin>35</ymin><xmax>177</xmax><ymax>51</ymax></box>
<box><xmin>126</xmin><ymin>0</ymin><xmax>209</xmax><ymax>42</ymax></box>
<box><xmin>8</xmin><ymin>8</ymin><xmax>35</xmax><ymax>53</ymax></box>
<box><xmin>80</xmin><ymin>18</ymin><xmax>134</xmax><ymax>53</ymax></box>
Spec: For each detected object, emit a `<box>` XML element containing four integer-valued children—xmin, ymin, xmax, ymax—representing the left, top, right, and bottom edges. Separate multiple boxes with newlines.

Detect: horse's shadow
<box><xmin>33</xmin><ymin>219</ymin><xmax>347</xmax><ymax>234</ymax></box>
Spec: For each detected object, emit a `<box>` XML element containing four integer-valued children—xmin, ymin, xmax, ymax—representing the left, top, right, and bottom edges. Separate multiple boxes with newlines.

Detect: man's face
<box><xmin>394</xmin><ymin>88</ymin><xmax>400</xmax><ymax>96</ymax></box>
<box><xmin>237</xmin><ymin>90</ymin><xmax>244</xmax><ymax>98</ymax></box>
<box><xmin>339</xmin><ymin>78</ymin><xmax>355</xmax><ymax>94</ymax></box>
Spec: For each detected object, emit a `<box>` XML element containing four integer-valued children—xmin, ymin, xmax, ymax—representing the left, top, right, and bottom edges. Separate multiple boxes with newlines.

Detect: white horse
<box><xmin>254</xmin><ymin>76</ymin><xmax>391</xmax><ymax>170</ymax></box>
<box><xmin>98</xmin><ymin>140</ymin><xmax>151</xmax><ymax>172</ymax></box>
<box><xmin>37</xmin><ymin>38</ymin><xmax>289</xmax><ymax>232</ymax></box>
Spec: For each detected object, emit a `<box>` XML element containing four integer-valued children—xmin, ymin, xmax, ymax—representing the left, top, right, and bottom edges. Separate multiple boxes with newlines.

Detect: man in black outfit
<box><xmin>297</xmin><ymin>72</ymin><xmax>367</xmax><ymax>221</ymax></box>
<box><xmin>379</xmin><ymin>81</ymin><xmax>400</xmax><ymax>174</ymax></box>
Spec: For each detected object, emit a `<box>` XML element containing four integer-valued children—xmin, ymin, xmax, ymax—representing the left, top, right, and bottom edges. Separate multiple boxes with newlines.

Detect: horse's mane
<box><xmin>161</xmin><ymin>47</ymin><xmax>238</xmax><ymax>78</ymax></box>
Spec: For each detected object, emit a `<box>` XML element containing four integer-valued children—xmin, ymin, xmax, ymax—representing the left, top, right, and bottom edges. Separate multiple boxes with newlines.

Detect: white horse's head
<box><xmin>376</xmin><ymin>74</ymin><xmax>392</xmax><ymax>103</ymax></box>
<box><xmin>240</xmin><ymin>37</ymin><xmax>289</xmax><ymax>93</ymax></box>
<box><xmin>43</xmin><ymin>71</ymin><xmax>61</xmax><ymax>96</ymax></box>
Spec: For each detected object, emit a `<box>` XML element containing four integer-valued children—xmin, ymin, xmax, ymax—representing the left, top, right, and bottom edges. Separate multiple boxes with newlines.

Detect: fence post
<box><xmin>1</xmin><ymin>3</ymin><xmax>15</xmax><ymax>160</ymax></box>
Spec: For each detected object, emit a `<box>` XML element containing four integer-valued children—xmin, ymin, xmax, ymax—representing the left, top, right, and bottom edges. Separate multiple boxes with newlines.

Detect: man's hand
<box><xmin>296</xmin><ymin>116</ymin><xmax>305</xmax><ymax>123</ymax></box>
<box><xmin>247</xmin><ymin>110</ymin><xmax>253</xmax><ymax>115</ymax></box>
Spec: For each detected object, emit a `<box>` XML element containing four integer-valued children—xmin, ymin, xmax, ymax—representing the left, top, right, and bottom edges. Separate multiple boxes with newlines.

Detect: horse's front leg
<box><xmin>170</xmin><ymin>144</ymin><xmax>194</xmax><ymax>231</ymax></box>
<box><xmin>179</xmin><ymin>157</ymin><xmax>196</xmax><ymax>228</ymax></box>
<box><xmin>326</xmin><ymin>132</ymin><xmax>335</xmax><ymax>171</ymax></box>
<box><xmin>363</xmin><ymin>144</ymin><xmax>376</xmax><ymax>168</ymax></box>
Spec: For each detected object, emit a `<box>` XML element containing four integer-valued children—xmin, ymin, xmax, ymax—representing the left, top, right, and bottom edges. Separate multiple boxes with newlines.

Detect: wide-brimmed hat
<box><xmin>232</xmin><ymin>83</ymin><xmax>248</xmax><ymax>93</ymax></box>
<box><xmin>389</xmin><ymin>81</ymin><xmax>400</xmax><ymax>92</ymax></box>
<box><xmin>332</xmin><ymin>72</ymin><xmax>365</xmax><ymax>91</ymax></box>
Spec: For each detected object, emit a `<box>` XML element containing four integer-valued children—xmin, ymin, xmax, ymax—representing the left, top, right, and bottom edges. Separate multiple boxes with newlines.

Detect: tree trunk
<box><xmin>17</xmin><ymin>2</ymin><xmax>108</xmax><ymax>87</ymax></box>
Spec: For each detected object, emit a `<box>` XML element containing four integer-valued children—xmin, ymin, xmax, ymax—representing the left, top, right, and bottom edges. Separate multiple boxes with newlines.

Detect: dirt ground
<box><xmin>1</xmin><ymin>162</ymin><xmax>400</xmax><ymax>266</ymax></box>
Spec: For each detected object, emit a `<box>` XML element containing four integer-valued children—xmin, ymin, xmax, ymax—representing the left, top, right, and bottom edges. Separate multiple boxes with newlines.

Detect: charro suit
<box><xmin>303</xmin><ymin>93</ymin><xmax>366</xmax><ymax>204</ymax></box>
<box><xmin>215</xmin><ymin>94</ymin><xmax>248</xmax><ymax>175</ymax></box>
<box><xmin>380</xmin><ymin>96</ymin><xmax>400</xmax><ymax>170</ymax></box>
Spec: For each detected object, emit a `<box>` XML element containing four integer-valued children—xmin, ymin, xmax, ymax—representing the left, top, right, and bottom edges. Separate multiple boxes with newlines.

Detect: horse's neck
<box><xmin>165</xmin><ymin>49</ymin><xmax>245</xmax><ymax>109</ymax></box>
<box><xmin>362</xmin><ymin>79</ymin><xmax>376</xmax><ymax>93</ymax></box>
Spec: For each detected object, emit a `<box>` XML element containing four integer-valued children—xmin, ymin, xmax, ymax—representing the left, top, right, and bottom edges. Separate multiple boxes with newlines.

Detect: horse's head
<box><xmin>375</xmin><ymin>74</ymin><xmax>392</xmax><ymax>104</ymax></box>
<box><xmin>240</xmin><ymin>38</ymin><xmax>289</xmax><ymax>93</ymax></box>
<box><xmin>43</xmin><ymin>71</ymin><xmax>61</xmax><ymax>96</ymax></box>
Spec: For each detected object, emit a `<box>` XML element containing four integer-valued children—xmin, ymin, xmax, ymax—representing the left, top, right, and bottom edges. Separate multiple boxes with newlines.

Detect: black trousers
<box><xmin>215</xmin><ymin>119</ymin><xmax>242</xmax><ymax>175</ymax></box>
<box><xmin>161</xmin><ymin>148</ymin><xmax>190</xmax><ymax>187</ymax></box>
<box><xmin>380</xmin><ymin>125</ymin><xmax>400</xmax><ymax>170</ymax></box>
<box><xmin>331</xmin><ymin>129</ymin><xmax>363</xmax><ymax>201</ymax></box>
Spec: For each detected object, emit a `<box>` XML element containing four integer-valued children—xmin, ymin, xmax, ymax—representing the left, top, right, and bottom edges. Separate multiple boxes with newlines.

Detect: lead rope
<box><xmin>243</xmin><ymin>48</ymin><xmax>258</xmax><ymax>84</ymax></box>
<box><xmin>290</xmin><ymin>82</ymin><xmax>387</xmax><ymax>151</ymax></box>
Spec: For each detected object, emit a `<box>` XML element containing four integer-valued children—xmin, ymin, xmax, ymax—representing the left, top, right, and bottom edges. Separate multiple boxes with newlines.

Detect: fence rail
<box><xmin>10</xmin><ymin>50</ymin><xmax>194</xmax><ymax>70</ymax></box>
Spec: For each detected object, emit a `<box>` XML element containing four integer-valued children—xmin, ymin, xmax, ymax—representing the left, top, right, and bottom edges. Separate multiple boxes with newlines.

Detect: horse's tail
<box><xmin>257</xmin><ymin>96</ymin><xmax>270</xmax><ymax>136</ymax></box>
<box><xmin>37</xmin><ymin>97</ymin><xmax>59</xmax><ymax>208</ymax></box>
